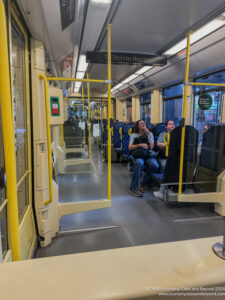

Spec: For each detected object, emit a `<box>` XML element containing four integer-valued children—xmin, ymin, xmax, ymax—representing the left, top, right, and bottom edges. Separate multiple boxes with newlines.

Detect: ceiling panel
<box><xmin>41</xmin><ymin>0</ymin><xmax>75</xmax><ymax>63</ymax></box>
<box><xmin>88</xmin><ymin>0</ymin><xmax>225</xmax><ymax>95</ymax></box>
<box><xmin>100</xmin><ymin>0</ymin><xmax>225</xmax><ymax>52</ymax></box>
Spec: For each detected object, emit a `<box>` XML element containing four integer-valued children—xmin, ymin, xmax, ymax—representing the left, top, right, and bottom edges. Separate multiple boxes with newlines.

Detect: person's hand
<box><xmin>145</xmin><ymin>128</ymin><xmax>150</xmax><ymax>136</ymax></box>
<box><xmin>138</xmin><ymin>143</ymin><xmax>148</xmax><ymax>149</ymax></box>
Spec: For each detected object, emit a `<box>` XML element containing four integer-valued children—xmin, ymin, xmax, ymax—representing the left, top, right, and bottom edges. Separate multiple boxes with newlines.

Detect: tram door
<box><xmin>4</xmin><ymin>6</ymin><xmax>36</xmax><ymax>260</ymax></box>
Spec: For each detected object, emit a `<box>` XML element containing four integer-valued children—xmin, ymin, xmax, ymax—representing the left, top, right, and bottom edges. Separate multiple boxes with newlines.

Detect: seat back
<box><xmin>122</xmin><ymin>124</ymin><xmax>134</xmax><ymax>157</ymax></box>
<box><xmin>64</xmin><ymin>120</ymin><xmax>83</xmax><ymax>148</ymax></box>
<box><xmin>163</xmin><ymin>125</ymin><xmax>198</xmax><ymax>185</ymax></box>
<box><xmin>146</xmin><ymin>122</ymin><xmax>155</xmax><ymax>132</ymax></box>
<box><xmin>195</xmin><ymin>125</ymin><xmax>225</xmax><ymax>192</ymax></box>
<box><xmin>152</xmin><ymin>123</ymin><xmax>166</xmax><ymax>151</ymax></box>
<box><xmin>113</xmin><ymin>122</ymin><xmax>124</xmax><ymax>149</ymax></box>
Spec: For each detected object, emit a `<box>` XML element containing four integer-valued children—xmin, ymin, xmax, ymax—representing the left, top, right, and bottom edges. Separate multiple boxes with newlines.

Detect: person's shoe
<box><xmin>129</xmin><ymin>188</ymin><xmax>143</xmax><ymax>197</ymax></box>
<box><xmin>153</xmin><ymin>190</ymin><xmax>164</xmax><ymax>199</ymax></box>
<box><xmin>139</xmin><ymin>184</ymin><xmax>145</xmax><ymax>193</ymax></box>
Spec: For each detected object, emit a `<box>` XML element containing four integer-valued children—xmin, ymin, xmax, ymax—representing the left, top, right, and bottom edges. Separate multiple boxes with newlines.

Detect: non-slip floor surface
<box><xmin>36</xmin><ymin>143</ymin><xmax>225</xmax><ymax>258</ymax></box>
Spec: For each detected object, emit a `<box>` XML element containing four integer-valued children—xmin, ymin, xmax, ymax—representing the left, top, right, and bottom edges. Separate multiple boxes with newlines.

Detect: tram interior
<box><xmin>1</xmin><ymin>0</ymin><xmax>225</xmax><ymax>299</ymax></box>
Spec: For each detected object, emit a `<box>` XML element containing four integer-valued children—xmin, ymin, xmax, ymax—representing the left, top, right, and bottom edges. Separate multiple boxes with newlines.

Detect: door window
<box><xmin>11</xmin><ymin>17</ymin><xmax>30</xmax><ymax>221</ymax></box>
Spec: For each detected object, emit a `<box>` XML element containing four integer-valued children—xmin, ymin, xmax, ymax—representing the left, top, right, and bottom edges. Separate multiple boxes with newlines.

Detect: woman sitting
<box><xmin>128</xmin><ymin>120</ymin><xmax>159</xmax><ymax>197</ymax></box>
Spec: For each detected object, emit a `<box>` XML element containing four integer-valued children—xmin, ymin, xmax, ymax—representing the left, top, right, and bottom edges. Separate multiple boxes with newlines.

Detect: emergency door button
<box><xmin>50</xmin><ymin>96</ymin><xmax>60</xmax><ymax>116</ymax></box>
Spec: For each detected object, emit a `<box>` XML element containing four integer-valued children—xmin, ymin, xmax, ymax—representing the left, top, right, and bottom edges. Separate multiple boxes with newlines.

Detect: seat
<box><xmin>152</xmin><ymin>125</ymin><xmax>199</xmax><ymax>189</ymax></box>
<box><xmin>122</xmin><ymin>123</ymin><xmax>134</xmax><ymax>160</ymax></box>
<box><xmin>64</xmin><ymin>120</ymin><xmax>83</xmax><ymax>148</ymax></box>
<box><xmin>112</xmin><ymin>122</ymin><xmax>124</xmax><ymax>152</ymax></box>
<box><xmin>194</xmin><ymin>125</ymin><xmax>225</xmax><ymax>192</ymax></box>
<box><xmin>146</xmin><ymin>122</ymin><xmax>155</xmax><ymax>131</ymax></box>
<box><xmin>152</xmin><ymin>123</ymin><xmax>166</xmax><ymax>151</ymax></box>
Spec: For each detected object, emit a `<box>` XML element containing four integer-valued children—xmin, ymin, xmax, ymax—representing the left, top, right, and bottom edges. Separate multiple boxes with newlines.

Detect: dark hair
<box><xmin>133</xmin><ymin>120</ymin><xmax>144</xmax><ymax>133</ymax></box>
<box><xmin>165</xmin><ymin>120</ymin><xmax>174</xmax><ymax>126</ymax></box>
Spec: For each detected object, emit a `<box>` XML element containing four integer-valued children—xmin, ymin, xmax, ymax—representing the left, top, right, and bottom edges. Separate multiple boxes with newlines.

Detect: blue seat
<box><xmin>122</xmin><ymin>124</ymin><xmax>134</xmax><ymax>159</ymax></box>
<box><xmin>113</xmin><ymin>122</ymin><xmax>124</xmax><ymax>151</ymax></box>
<box><xmin>153</xmin><ymin>123</ymin><xmax>166</xmax><ymax>151</ymax></box>
<box><xmin>146</xmin><ymin>122</ymin><xmax>155</xmax><ymax>131</ymax></box>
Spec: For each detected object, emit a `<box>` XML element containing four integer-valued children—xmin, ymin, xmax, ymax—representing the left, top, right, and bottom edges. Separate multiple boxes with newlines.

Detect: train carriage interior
<box><xmin>1</xmin><ymin>0</ymin><xmax>225</xmax><ymax>299</ymax></box>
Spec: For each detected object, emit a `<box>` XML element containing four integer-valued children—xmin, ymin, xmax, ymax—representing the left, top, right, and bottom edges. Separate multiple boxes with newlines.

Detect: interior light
<box><xmin>91</xmin><ymin>0</ymin><xmax>112</xmax><ymax>5</ymax></box>
<box><xmin>135</xmin><ymin>66</ymin><xmax>153</xmax><ymax>75</ymax></box>
<box><xmin>164</xmin><ymin>16</ymin><xmax>225</xmax><ymax>56</ymax></box>
<box><xmin>121</xmin><ymin>74</ymin><xmax>138</xmax><ymax>84</ymax></box>
<box><xmin>112</xmin><ymin>83</ymin><xmax>124</xmax><ymax>91</ymax></box>
<box><xmin>163</xmin><ymin>39</ymin><xmax>186</xmax><ymax>56</ymax></box>
<box><xmin>77</xmin><ymin>55</ymin><xmax>88</xmax><ymax>72</ymax></box>
<box><xmin>191</xmin><ymin>19</ymin><xmax>225</xmax><ymax>44</ymax></box>
<box><xmin>74</xmin><ymin>82</ymin><xmax>82</xmax><ymax>92</ymax></box>
<box><xmin>76</xmin><ymin>72</ymin><xmax>85</xmax><ymax>79</ymax></box>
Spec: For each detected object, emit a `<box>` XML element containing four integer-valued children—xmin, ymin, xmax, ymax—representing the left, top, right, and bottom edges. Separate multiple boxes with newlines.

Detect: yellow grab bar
<box><xmin>47</xmin><ymin>77</ymin><xmax>106</xmax><ymax>84</ymax></box>
<box><xmin>0</xmin><ymin>0</ymin><xmax>21</xmax><ymax>260</ymax></box>
<box><xmin>128</xmin><ymin>128</ymin><xmax>132</xmax><ymax>136</ymax></box>
<box><xmin>38</xmin><ymin>74</ymin><xmax>53</xmax><ymax>206</ymax></box>
<box><xmin>119</xmin><ymin>127</ymin><xmax>123</xmax><ymax>140</ymax></box>
<box><xmin>163</xmin><ymin>133</ymin><xmax>170</xmax><ymax>157</ymax></box>
<box><xmin>178</xmin><ymin>32</ymin><xmax>191</xmax><ymax>195</ymax></box>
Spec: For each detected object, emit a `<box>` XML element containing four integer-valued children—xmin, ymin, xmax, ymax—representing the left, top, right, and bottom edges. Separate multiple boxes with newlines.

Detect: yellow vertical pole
<box><xmin>82</xmin><ymin>85</ymin><xmax>85</xmax><ymax>147</ymax></box>
<box><xmin>0</xmin><ymin>0</ymin><xmax>21</xmax><ymax>260</ymax></box>
<box><xmin>178</xmin><ymin>32</ymin><xmax>191</xmax><ymax>195</ymax></box>
<box><xmin>87</xmin><ymin>74</ymin><xmax>91</xmax><ymax>159</ymax></box>
<box><xmin>107</xmin><ymin>24</ymin><xmax>112</xmax><ymax>201</ymax></box>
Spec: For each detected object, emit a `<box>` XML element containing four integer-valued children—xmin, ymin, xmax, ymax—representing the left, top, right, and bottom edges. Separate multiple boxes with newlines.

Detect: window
<box><xmin>126</xmin><ymin>98</ymin><xmax>132</xmax><ymax>121</ymax></box>
<box><xmin>140</xmin><ymin>92</ymin><xmax>151</xmax><ymax>123</ymax></box>
<box><xmin>193</xmin><ymin>70</ymin><xmax>224</xmax><ymax>141</ymax></box>
<box><xmin>162</xmin><ymin>83</ymin><xmax>183</xmax><ymax>125</ymax></box>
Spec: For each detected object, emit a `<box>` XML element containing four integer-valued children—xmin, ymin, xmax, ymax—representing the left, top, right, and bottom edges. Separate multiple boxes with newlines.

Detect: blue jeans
<box><xmin>130</xmin><ymin>158</ymin><xmax>159</xmax><ymax>190</ymax></box>
<box><xmin>158</xmin><ymin>158</ymin><xmax>166</xmax><ymax>173</ymax></box>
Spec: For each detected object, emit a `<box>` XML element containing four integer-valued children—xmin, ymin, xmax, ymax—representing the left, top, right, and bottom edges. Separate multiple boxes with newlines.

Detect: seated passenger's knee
<box><xmin>134</xmin><ymin>158</ymin><xmax>144</xmax><ymax>168</ymax></box>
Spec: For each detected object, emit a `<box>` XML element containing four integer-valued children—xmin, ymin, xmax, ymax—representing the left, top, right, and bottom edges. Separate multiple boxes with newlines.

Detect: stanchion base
<box><xmin>212</xmin><ymin>242</ymin><xmax>225</xmax><ymax>260</ymax></box>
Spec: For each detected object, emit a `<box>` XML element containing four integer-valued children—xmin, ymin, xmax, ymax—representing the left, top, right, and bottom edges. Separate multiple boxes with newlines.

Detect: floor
<box><xmin>36</xmin><ymin>142</ymin><xmax>225</xmax><ymax>258</ymax></box>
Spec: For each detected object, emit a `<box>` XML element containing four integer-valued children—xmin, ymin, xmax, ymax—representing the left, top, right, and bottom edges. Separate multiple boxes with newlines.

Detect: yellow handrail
<box><xmin>47</xmin><ymin>77</ymin><xmax>106</xmax><ymax>83</ymax></box>
<box><xmin>163</xmin><ymin>133</ymin><xmax>170</xmax><ymax>157</ymax></box>
<box><xmin>190</xmin><ymin>82</ymin><xmax>225</xmax><ymax>87</ymax></box>
<box><xmin>0</xmin><ymin>0</ymin><xmax>21</xmax><ymax>260</ymax></box>
<box><xmin>178</xmin><ymin>31</ymin><xmax>191</xmax><ymax>195</ymax></box>
<box><xmin>38</xmin><ymin>74</ymin><xmax>53</xmax><ymax>206</ymax></box>
<box><xmin>119</xmin><ymin>127</ymin><xmax>123</xmax><ymax>141</ymax></box>
<box><xmin>107</xmin><ymin>24</ymin><xmax>112</xmax><ymax>201</ymax></box>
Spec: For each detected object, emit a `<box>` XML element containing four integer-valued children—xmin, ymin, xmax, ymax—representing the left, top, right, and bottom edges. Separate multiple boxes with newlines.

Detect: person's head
<box><xmin>202</xmin><ymin>123</ymin><xmax>212</xmax><ymax>135</ymax></box>
<box><xmin>165</xmin><ymin>120</ymin><xmax>175</xmax><ymax>133</ymax></box>
<box><xmin>133</xmin><ymin>120</ymin><xmax>146</xmax><ymax>133</ymax></box>
<box><xmin>125</xmin><ymin>120</ymin><xmax>130</xmax><ymax>125</ymax></box>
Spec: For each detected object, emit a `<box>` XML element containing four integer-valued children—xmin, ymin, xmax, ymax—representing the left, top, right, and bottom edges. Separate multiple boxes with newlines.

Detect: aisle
<box><xmin>36</xmin><ymin>143</ymin><xmax>224</xmax><ymax>258</ymax></box>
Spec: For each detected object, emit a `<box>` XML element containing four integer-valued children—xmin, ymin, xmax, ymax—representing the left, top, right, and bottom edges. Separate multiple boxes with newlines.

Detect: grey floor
<box><xmin>36</xmin><ymin>142</ymin><xmax>225</xmax><ymax>258</ymax></box>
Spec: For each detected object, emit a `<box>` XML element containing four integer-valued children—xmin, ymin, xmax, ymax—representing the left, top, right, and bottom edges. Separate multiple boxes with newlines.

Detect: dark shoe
<box><xmin>129</xmin><ymin>188</ymin><xmax>143</xmax><ymax>197</ymax></box>
<box><xmin>139</xmin><ymin>184</ymin><xmax>145</xmax><ymax>193</ymax></box>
